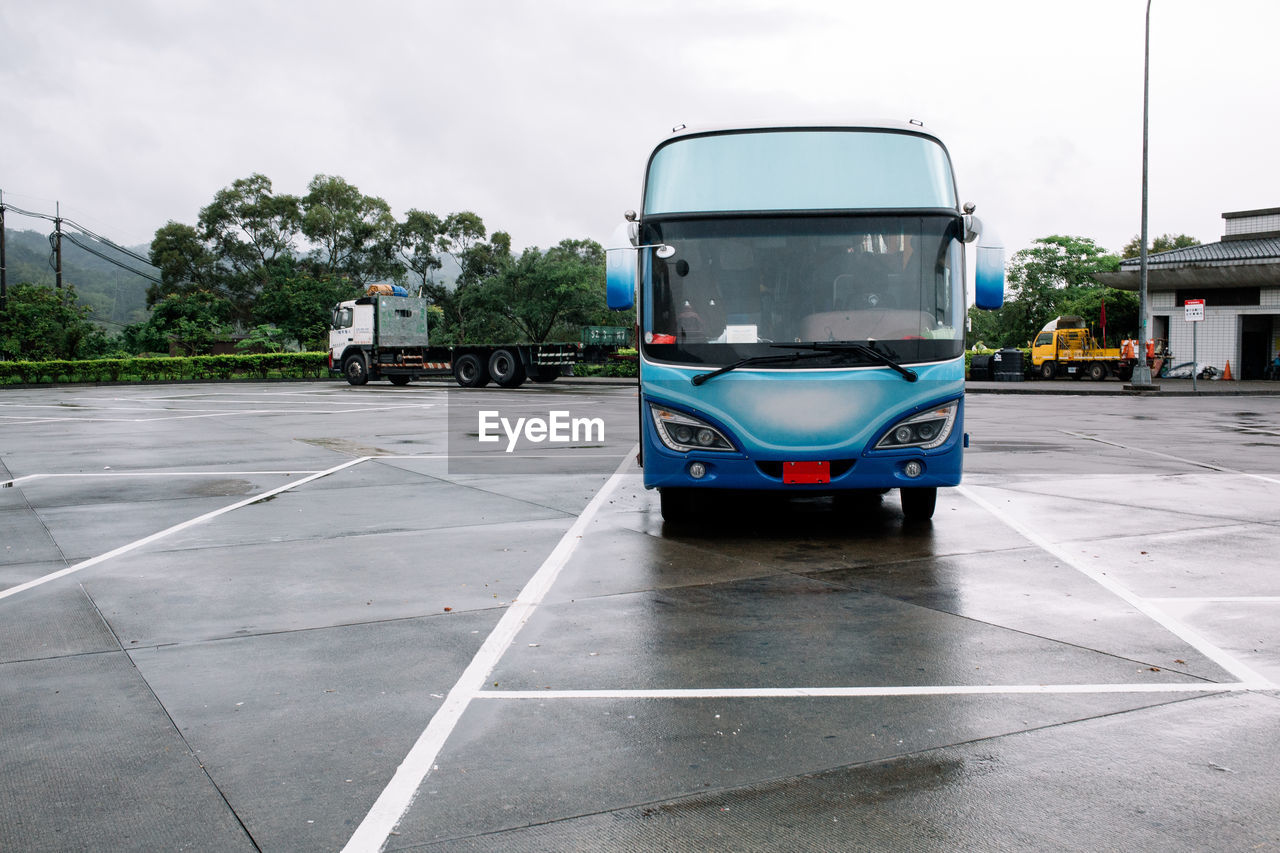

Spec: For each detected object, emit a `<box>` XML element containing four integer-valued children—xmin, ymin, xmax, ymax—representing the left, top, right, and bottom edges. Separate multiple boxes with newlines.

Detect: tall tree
<box><xmin>253</xmin><ymin>259</ymin><xmax>361</xmax><ymax>350</ymax></box>
<box><xmin>440</xmin><ymin>211</ymin><xmax>487</xmax><ymax>277</ymax></box>
<box><xmin>398</xmin><ymin>208</ymin><xmax>445</xmax><ymax>292</ymax></box>
<box><xmin>148</xmin><ymin>221</ymin><xmax>219</xmax><ymax>303</ymax></box>
<box><xmin>1121</xmin><ymin>233</ymin><xmax>1199</xmax><ymax>259</ymax></box>
<box><xmin>422</xmin><ymin>215</ymin><xmax>510</xmax><ymax>343</ymax></box>
<box><xmin>300</xmin><ymin>175</ymin><xmax>401</xmax><ymax>287</ymax></box>
<box><xmin>136</xmin><ymin>290</ymin><xmax>234</xmax><ymax>356</ymax></box>
<box><xmin>461</xmin><ymin>238</ymin><xmax>605</xmax><ymax>342</ymax></box>
<box><xmin>968</xmin><ymin>235</ymin><xmax>1123</xmax><ymax>348</ymax></box>
<box><xmin>198</xmin><ymin>174</ymin><xmax>302</xmax><ymax>319</ymax></box>
<box><xmin>0</xmin><ymin>283</ymin><xmax>107</xmax><ymax>359</ymax></box>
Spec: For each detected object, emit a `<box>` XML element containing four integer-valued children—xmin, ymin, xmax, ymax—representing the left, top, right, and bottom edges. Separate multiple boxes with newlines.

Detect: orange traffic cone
<box><xmin>1223</xmin><ymin>360</ymin><xmax>1234</xmax><ymax>381</ymax></box>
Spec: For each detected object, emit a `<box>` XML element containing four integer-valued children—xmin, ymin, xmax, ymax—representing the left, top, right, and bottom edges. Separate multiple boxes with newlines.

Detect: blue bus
<box><xmin>607</xmin><ymin>122</ymin><xmax>1005</xmax><ymax>522</ymax></box>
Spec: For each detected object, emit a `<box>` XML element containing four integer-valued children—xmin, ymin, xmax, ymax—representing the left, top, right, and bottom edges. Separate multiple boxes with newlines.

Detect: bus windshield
<box><xmin>641</xmin><ymin>214</ymin><xmax>965</xmax><ymax>367</ymax></box>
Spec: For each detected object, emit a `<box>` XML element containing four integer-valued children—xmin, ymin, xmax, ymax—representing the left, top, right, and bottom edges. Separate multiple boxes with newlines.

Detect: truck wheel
<box><xmin>388</xmin><ymin>375</ymin><xmax>411</xmax><ymax>386</ymax></box>
<box><xmin>343</xmin><ymin>354</ymin><xmax>369</xmax><ymax>386</ymax></box>
<box><xmin>1040</xmin><ymin>361</ymin><xmax>1056</xmax><ymax>380</ymax></box>
<box><xmin>900</xmin><ymin>487</ymin><xmax>937</xmax><ymax>521</ymax></box>
<box><xmin>453</xmin><ymin>353</ymin><xmax>490</xmax><ymax>388</ymax></box>
<box><xmin>488</xmin><ymin>349</ymin><xmax>527</xmax><ymax>388</ymax></box>
<box><xmin>1088</xmin><ymin>362</ymin><xmax>1107</xmax><ymax>381</ymax></box>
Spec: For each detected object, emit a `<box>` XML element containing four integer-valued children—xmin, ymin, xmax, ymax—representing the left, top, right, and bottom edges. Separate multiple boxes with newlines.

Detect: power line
<box><xmin>2</xmin><ymin>196</ymin><xmax>162</xmax><ymax>285</ymax></box>
<box><xmin>62</xmin><ymin>232</ymin><xmax>162</xmax><ymax>284</ymax></box>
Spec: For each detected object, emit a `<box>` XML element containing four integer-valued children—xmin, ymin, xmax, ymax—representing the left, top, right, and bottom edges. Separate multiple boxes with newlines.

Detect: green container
<box><xmin>376</xmin><ymin>297</ymin><xmax>431</xmax><ymax>346</ymax></box>
<box><xmin>581</xmin><ymin>326</ymin><xmax>630</xmax><ymax>346</ymax></box>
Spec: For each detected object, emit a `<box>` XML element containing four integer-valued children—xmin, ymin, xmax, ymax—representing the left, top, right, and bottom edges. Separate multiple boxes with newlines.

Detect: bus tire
<box><xmin>1040</xmin><ymin>360</ymin><xmax>1056</xmax><ymax>380</ymax></box>
<box><xmin>453</xmin><ymin>353</ymin><xmax>490</xmax><ymax>388</ymax></box>
<box><xmin>900</xmin><ymin>487</ymin><xmax>936</xmax><ymax>521</ymax></box>
<box><xmin>1088</xmin><ymin>361</ymin><xmax>1107</xmax><ymax>381</ymax></box>
<box><xmin>343</xmin><ymin>354</ymin><xmax>370</xmax><ymax>386</ymax></box>
<box><xmin>659</xmin><ymin>488</ymin><xmax>697</xmax><ymax>523</ymax></box>
<box><xmin>489</xmin><ymin>349</ymin><xmax>527</xmax><ymax>388</ymax></box>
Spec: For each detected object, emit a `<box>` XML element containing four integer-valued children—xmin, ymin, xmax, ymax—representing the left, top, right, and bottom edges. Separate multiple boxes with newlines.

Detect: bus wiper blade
<box><xmin>690</xmin><ymin>350</ymin><xmax>832</xmax><ymax>386</ymax></box>
<box><xmin>772</xmin><ymin>342</ymin><xmax>918</xmax><ymax>382</ymax></box>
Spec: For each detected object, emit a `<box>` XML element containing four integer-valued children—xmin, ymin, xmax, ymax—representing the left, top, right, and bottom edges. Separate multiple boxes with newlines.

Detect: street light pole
<box><xmin>1129</xmin><ymin>0</ymin><xmax>1157</xmax><ymax>388</ymax></box>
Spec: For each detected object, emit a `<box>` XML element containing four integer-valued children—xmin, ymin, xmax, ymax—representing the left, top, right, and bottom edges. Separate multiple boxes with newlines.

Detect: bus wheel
<box><xmin>900</xmin><ymin>487</ymin><xmax>936</xmax><ymax>521</ymax></box>
<box><xmin>1040</xmin><ymin>360</ymin><xmax>1056</xmax><ymax>380</ymax></box>
<box><xmin>453</xmin><ymin>354</ymin><xmax>490</xmax><ymax>388</ymax></box>
<box><xmin>1088</xmin><ymin>362</ymin><xmax>1107</xmax><ymax>381</ymax></box>
<box><xmin>343</xmin><ymin>354</ymin><xmax>369</xmax><ymax>386</ymax></box>
<box><xmin>489</xmin><ymin>349</ymin><xmax>527</xmax><ymax>388</ymax></box>
<box><xmin>659</xmin><ymin>488</ymin><xmax>697</xmax><ymax>523</ymax></box>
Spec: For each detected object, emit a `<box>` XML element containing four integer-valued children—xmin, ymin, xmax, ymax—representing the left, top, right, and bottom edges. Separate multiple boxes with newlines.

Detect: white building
<box><xmin>1098</xmin><ymin>207</ymin><xmax>1280</xmax><ymax>379</ymax></box>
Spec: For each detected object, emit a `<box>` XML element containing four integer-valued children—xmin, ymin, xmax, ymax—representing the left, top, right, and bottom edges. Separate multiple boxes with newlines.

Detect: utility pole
<box><xmin>1</xmin><ymin>189</ymin><xmax>7</xmax><ymax>311</ymax></box>
<box><xmin>55</xmin><ymin>201</ymin><xmax>63</xmax><ymax>296</ymax></box>
<box><xmin>1127</xmin><ymin>0</ymin><xmax>1159</xmax><ymax>390</ymax></box>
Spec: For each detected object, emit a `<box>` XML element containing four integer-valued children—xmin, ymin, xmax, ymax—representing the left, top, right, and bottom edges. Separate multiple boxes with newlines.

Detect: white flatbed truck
<box><xmin>328</xmin><ymin>292</ymin><xmax>579</xmax><ymax>387</ymax></box>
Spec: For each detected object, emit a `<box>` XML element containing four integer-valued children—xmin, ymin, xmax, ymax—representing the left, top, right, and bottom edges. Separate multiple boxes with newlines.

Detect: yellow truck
<box><xmin>1031</xmin><ymin>316</ymin><xmax>1144</xmax><ymax>381</ymax></box>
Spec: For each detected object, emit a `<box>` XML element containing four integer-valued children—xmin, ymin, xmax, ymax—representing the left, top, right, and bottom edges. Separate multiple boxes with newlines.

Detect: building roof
<box><xmin>1118</xmin><ymin>236</ymin><xmax>1280</xmax><ymax>267</ymax></box>
<box><xmin>1096</xmin><ymin>236</ymin><xmax>1280</xmax><ymax>291</ymax></box>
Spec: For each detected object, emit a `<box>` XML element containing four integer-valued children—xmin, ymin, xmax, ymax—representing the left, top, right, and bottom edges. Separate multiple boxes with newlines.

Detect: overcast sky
<box><xmin>2</xmin><ymin>0</ymin><xmax>1277</xmax><ymax>261</ymax></box>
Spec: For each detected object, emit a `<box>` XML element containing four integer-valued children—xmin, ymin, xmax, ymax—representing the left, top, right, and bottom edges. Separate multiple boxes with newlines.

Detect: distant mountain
<box><xmin>2</xmin><ymin>227</ymin><xmax>469</xmax><ymax>331</ymax></box>
<box><xmin>3</xmin><ymin>228</ymin><xmax>153</xmax><ymax>329</ymax></box>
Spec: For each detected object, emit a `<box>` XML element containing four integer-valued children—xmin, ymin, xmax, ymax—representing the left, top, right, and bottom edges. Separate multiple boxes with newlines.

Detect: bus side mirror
<box><xmin>975</xmin><ymin>243</ymin><xmax>1005</xmax><ymax>310</ymax></box>
<box><xmin>606</xmin><ymin>222</ymin><xmax>636</xmax><ymax>310</ymax></box>
<box><xmin>971</xmin><ymin>219</ymin><xmax>1004</xmax><ymax>310</ymax></box>
<box><xmin>964</xmin><ymin>210</ymin><xmax>1004</xmax><ymax>309</ymax></box>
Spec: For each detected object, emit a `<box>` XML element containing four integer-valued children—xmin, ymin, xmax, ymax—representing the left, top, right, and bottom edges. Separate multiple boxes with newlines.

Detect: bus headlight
<box><xmin>876</xmin><ymin>401</ymin><xmax>957</xmax><ymax>451</ymax></box>
<box><xmin>650</xmin><ymin>404</ymin><xmax>734</xmax><ymax>453</ymax></box>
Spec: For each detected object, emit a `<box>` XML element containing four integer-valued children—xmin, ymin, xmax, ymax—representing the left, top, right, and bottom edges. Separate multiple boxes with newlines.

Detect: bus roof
<box><xmin>661</xmin><ymin>118</ymin><xmax>943</xmax><ymax>144</ymax></box>
<box><xmin>643</xmin><ymin>122</ymin><xmax>958</xmax><ymax>215</ymax></box>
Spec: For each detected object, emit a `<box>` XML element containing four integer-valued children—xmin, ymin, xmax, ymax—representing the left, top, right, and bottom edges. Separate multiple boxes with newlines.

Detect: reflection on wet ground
<box><xmin>1</xmin><ymin>385</ymin><xmax>1278</xmax><ymax>851</ymax></box>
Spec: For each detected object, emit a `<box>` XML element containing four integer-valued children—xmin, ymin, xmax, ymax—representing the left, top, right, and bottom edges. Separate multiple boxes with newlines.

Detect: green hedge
<box><xmin>0</xmin><ymin>353</ymin><xmax>330</xmax><ymax>386</ymax></box>
<box><xmin>573</xmin><ymin>348</ymin><xmax>638</xmax><ymax>378</ymax></box>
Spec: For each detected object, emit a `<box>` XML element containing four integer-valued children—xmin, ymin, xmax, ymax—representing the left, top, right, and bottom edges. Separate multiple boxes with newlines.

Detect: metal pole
<box><xmin>55</xmin><ymin>201</ymin><xmax>63</xmax><ymax>296</ymax></box>
<box><xmin>0</xmin><ymin>190</ymin><xmax>7</xmax><ymax>312</ymax></box>
<box><xmin>1192</xmin><ymin>320</ymin><xmax>1198</xmax><ymax>392</ymax></box>
<box><xmin>1130</xmin><ymin>0</ymin><xmax>1156</xmax><ymax>388</ymax></box>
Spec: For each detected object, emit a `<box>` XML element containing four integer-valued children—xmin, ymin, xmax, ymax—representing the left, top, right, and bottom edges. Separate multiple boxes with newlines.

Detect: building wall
<box><xmin>1149</xmin><ymin>287</ymin><xmax>1280</xmax><ymax>375</ymax></box>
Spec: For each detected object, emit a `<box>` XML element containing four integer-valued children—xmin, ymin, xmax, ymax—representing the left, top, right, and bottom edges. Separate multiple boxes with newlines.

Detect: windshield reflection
<box><xmin>642</xmin><ymin>216</ymin><xmax>964</xmax><ymax>367</ymax></box>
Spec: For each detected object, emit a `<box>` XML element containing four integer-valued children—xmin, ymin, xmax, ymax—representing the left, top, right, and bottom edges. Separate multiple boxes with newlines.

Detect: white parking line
<box><xmin>1060</xmin><ymin>429</ymin><xmax>1280</xmax><ymax>486</ymax></box>
<box><xmin>2</xmin><ymin>471</ymin><xmax>318</xmax><ymax>488</ymax></box>
<box><xmin>475</xmin><ymin>682</ymin><xmax>1258</xmax><ymax>700</ymax></box>
<box><xmin>957</xmin><ymin>483</ymin><xmax>1277</xmax><ymax>689</ymax></box>
<box><xmin>0</xmin><ymin>458</ymin><xmax>369</xmax><ymax>603</ymax></box>
<box><xmin>338</xmin><ymin>458</ymin><xmax>1275</xmax><ymax>851</ymax></box>
<box><xmin>1149</xmin><ymin>596</ymin><xmax>1280</xmax><ymax>604</ymax></box>
<box><xmin>340</xmin><ymin>452</ymin><xmax>638</xmax><ymax>853</ymax></box>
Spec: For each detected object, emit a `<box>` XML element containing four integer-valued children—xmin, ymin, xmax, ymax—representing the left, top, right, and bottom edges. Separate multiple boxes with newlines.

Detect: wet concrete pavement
<box><xmin>1</xmin><ymin>381</ymin><xmax>1279</xmax><ymax>851</ymax></box>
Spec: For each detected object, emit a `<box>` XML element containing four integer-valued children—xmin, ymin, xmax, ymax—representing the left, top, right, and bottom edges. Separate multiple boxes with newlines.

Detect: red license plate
<box><xmin>784</xmin><ymin>461</ymin><xmax>829</xmax><ymax>484</ymax></box>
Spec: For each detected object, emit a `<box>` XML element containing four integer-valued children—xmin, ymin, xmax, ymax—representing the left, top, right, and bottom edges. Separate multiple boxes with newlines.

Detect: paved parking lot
<box><xmin>2</xmin><ymin>381</ymin><xmax>1279</xmax><ymax>851</ymax></box>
